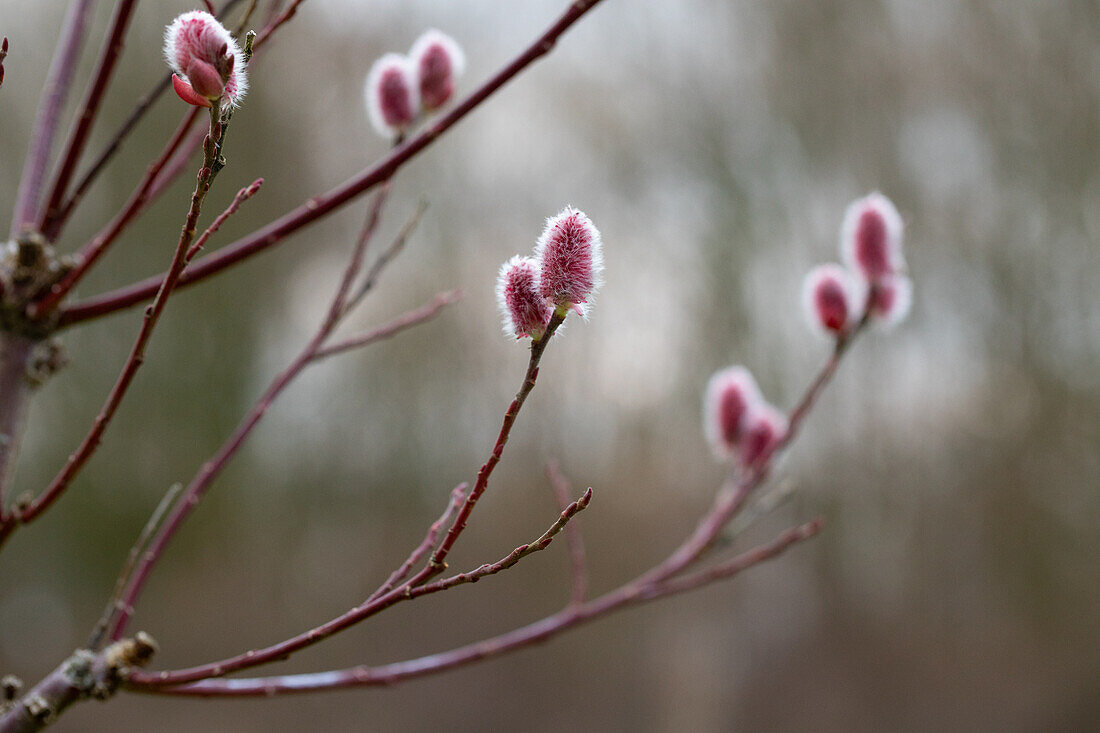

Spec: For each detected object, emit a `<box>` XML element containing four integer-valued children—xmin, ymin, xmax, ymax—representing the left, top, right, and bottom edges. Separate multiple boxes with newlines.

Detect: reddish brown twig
<box><xmin>130</xmin><ymin>519</ymin><xmax>820</xmax><ymax>697</ymax></box>
<box><xmin>32</xmin><ymin>109</ymin><xmax>202</xmax><ymax>317</ymax></box>
<box><xmin>38</xmin><ymin>0</ymin><xmax>138</xmax><ymax>241</ymax></box>
<box><xmin>120</xmin><ymin>309</ymin><xmax>566</xmax><ymax>686</ymax></box>
<box><xmin>9</xmin><ymin>0</ymin><xmax>95</xmax><ymax>239</ymax></box>
<box><xmin>8</xmin><ymin>109</ymin><xmax>225</xmax><ymax>533</ymax></box>
<box><xmin>367</xmin><ymin>484</ymin><xmax>469</xmax><ymax>604</ymax></box>
<box><xmin>105</xmin><ymin>184</ymin><xmax>416</xmax><ymax>642</ymax></box>
<box><xmin>546</xmin><ymin>460</ymin><xmax>589</xmax><ymax>604</ymax></box>
<box><xmin>310</xmin><ymin>290</ymin><xmax>463</xmax><ymax>362</ymax></box>
<box><xmin>187</xmin><ymin>179</ymin><xmax>264</xmax><ymax>260</ymax></box>
<box><xmin>58</xmin><ymin>0</ymin><xmax>609</xmax><ymax>327</ymax></box>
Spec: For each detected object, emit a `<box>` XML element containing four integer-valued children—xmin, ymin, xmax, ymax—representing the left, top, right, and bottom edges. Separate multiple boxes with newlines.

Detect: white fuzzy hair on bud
<box><xmin>365</xmin><ymin>53</ymin><xmax>420</xmax><ymax>138</ymax></box>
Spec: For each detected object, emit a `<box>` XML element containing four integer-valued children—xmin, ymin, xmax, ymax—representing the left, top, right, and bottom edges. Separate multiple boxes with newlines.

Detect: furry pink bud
<box><xmin>738</xmin><ymin>403</ymin><xmax>788</xmax><ymax>468</ymax></box>
<box><xmin>534</xmin><ymin>206</ymin><xmax>604</xmax><ymax>313</ymax></box>
<box><xmin>366</xmin><ymin>53</ymin><xmax>420</xmax><ymax>138</ymax></box>
<box><xmin>496</xmin><ymin>256</ymin><xmax>553</xmax><ymax>340</ymax></box>
<box><xmin>801</xmin><ymin>263</ymin><xmax>865</xmax><ymax>338</ymax></box>
<box><xmin>410</xmin><ymin>30</ymin><xmax>465</xmax><ymax>111</ymax></box>
<box><xmin>867</xmin><ymin>274</ymin><xmax>913</xmax><ymax>330</ymax></box>
<box><xmin>164</xmin><ymin>11</ymin><xmax>247</xmax><ymax>108</ymax></box>
<box><xmin>840</xmin><ymin>192</ymin><xmax>905</xmax><ymax>282</ymax></box>
<box><xmin>703</xmin><ymin>366</ymin><xmax>764</xmax><ymax>461</ymax></box>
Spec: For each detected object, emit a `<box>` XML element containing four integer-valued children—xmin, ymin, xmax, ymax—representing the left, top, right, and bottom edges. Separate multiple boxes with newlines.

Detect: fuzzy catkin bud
<box><xmin>534</xmin><ymin>206</ymin><xmax>604</xmax><ymax>314</ymax></box>
<box><xmin>840</xmin><ymin>192</ymin><xmax>905</xmax><ymax>283</ymax></box>
<box><xmin>496</xmin><ymin>256</ymin><xmax>552</xmax><ymax>340</ymax></box>
<box><xmin>738</xmin><ymin>403</ymin><xmax>788</xmax><ymax>468</ymax></box>
<box><xmin>703</xmin><ymin>366</ymin><xmax>764</xmax><ymax>461</ymax></box>
<box><xmin>164</xmin><ymin>11</ymin><xmax>247</xmax><ymax>108</ymax></box>
<box><xmin>410</xmin><ymin>30</ymin><xmax>465</xmax><ymax>111</ymax></box>
<box><xmin>801</xmin><ymin>263</ymin><xmax>864</xmax><ymax>339</ymax></box>
<box><xmin>867</xmin><ymin>274</ymin><xmax>913</xmax><ymax>330</ymax></box>
<box><xmin>365</xmin><ymin>53</ymin><xmax>420</xmax><ymax>138</ymax></box>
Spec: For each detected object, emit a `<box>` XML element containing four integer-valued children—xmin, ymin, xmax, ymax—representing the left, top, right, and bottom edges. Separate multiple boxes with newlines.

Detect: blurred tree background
<box><xmin>0</xmin><ymin>0</ymin><xmax>1097</xmax><ymax>730</ymax></box>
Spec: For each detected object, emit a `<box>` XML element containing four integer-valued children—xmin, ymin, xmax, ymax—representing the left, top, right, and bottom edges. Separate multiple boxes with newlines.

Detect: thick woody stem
<box><xmin>9</xmin><ymin>0</ymin><xmax>96</xmax><ymax>239</ymax></box>
<box><xmin>0</xmin><ymin>635</ymin><xmax>156</xmax><ymax>733</ymax></box>
<box><xmin>57</xmin><ymin>0</ymin><xmax>609</xmax><ymax>327</ymax></box>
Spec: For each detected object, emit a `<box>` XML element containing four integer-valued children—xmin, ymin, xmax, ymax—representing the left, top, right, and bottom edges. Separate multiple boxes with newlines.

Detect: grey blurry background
<box><xmin>1</xmin><ymin>0</ymin><xmax>1098</xmax><ymax>730</ymax></box>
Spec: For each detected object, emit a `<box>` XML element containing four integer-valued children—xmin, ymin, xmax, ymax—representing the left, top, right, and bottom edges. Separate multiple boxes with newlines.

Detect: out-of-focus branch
<box><xmin>9</xmin><ymin>0</ymin><xmax>96</xmax><ymax>239</ymax></box>
<box><xmin>546</xmin><ymin>459</ymin><xmax>589</xmax><ymax>604</ymax></box>
<box><xmin>310</xmin><ymin>290</ymin><xmax>462</xmax><ymax>362</ymax></box>
<box><xmin>31</xmin><ymin>109</ymin><xmax>202</xmax><ymax>317</ymax></box>
<box><xmin>38</xmin><ymin>0</ymin><xmax>138</xmax><ymax>240</ymax></box>
<box><xmin>57</xmin><ymin>0</ymin><xmax>610</xmax><ymax>327</ymax></box>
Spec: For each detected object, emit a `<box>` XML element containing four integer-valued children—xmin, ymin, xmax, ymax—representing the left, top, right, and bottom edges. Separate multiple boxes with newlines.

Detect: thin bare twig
<box><xmin>344</xmin><ymin>199</ymin><xmax>428</xmax><ymax>314</ymax></box>
<box><xmin>105</xmin><ymin>185</ymin><xmax>419</xmax><ymax>642</ymax></box>
<box><xmin>545</xmin><ymin>460</ymin><xmax>589</xmax><ymax>604</ymax></box>
<box><xmin>8</xmin><ymin>108</ymin><xmax>226</xmax><ymax>533</ymax></box>
<box><xmin>88</xmin><ymin>483</ymin><xmax>185</xmax><ymax>651</ymax></box>
<box><xmin>9</xmin><ymin>0</ymin><xmax>95</xmax><ymax>239</ymax></box>
<box><xmin>366</xmin><ymin>484</ymin><xmax>469</xmax><ymax>604</ymax></box>
<box><xmin>130</xmin><ymin>518</ymin><xmax>820</xmax><ymax>697</ymax></box>
<box><xmin>312</xmin><ymin>290</ymin><xmax>462</xmax><ymax>362</ymax></box>
<box><xmin>187</xmin><ymin>179</ymin><xmax>264</xmax><ymax>260</ymax></box>
<box><xmin>38</xmin><ymin>0</ymin><xmax>138</xmax><ymax>240</ymax></box>
<box><xmin>122</xmin><ymin>311</ymin><xmax>567</xmax><ymax>686</ymax></box>
<box><xmin>32</xmin><ymin>109</ymin><xmax>203</xmax><ymax>317</ymax></box>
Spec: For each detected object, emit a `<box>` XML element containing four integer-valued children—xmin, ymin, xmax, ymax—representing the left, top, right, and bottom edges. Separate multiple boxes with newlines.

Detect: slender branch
<box><xmin>12</xmin><ymin>110</ymin><xmax>224</xmax><ymax>529</ymax></box>
<box><xmin>88</xmin><ymin>483</ymin><xmax>185</xmax><ymax>651</ymax></box>
<box><xmin>58</xmin><ymin>0</ymin><xmax>610</xmax><ymax>327</ymax></box>
<box><xmin>130</xmin><ymin>519</ymin><xmax>818</xmax><ymax>698</ymax></box>
<box><xmin>365</xmin><ymin>484</ymin><xmax>468</xmax><ymax>604</ymax></box>
<box><xmin>38</xmin><ymin>0</ymin><xmax>138</xmax><ymax>241</ymax></box>
<box><xmin>545</xmin><ymin>459</ymin><xmax>588</xmax><ymax>604</ymax></box>
<box><xmin>310</xmin><ymin>290</ymin><xmax>462</xmax><ymax>362</ymax></box>
<box><xmin>187</xmin><ymin>178</ymin><xmax>264</xmax><ymax>260</ymax></box>
<box><xmin>9</xmin><ymin>0</ymin><xmax>96</xmax><ymax>239</ymax></box>
<box><xmin>53</xmin><ymin>0</ymin><xmax>249</xmax><ymax>232</ymax></box>
<box><xmin>106</xmin><ymin>185</ymin><xmax>416</xmax><ymax>641</ymax></box>
<box><xmin>121</xmin><ymin>311</ymin><xmax>566</xmax><ymax>686</ymax></box>
<box><xmin>414</xmin><ymin>487</ymin><xmax>592</xmax><ymax>595</ymax></box>
<box><xmin>343</xmin><ymin>199</ymin><xmax>428</xmax><ymax>314</ymax></box>
<box><xmin>32</xmin><ymin>109</ymin><xmax>202</xmax><ymax>317</ymax></box>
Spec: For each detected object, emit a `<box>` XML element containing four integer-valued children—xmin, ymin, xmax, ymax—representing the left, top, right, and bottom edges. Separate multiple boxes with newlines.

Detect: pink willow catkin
<box><xmin>163</xmin><ymin>10</ymin><xmax>247</xmax><ymax>108</ymax></box>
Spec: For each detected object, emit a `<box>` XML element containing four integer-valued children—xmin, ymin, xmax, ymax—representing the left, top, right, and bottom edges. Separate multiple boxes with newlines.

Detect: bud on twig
<box><xmin>534</xmin><ymin>206</ymin><xmax>603</xmax><ymax>315</ymax></box>
<box><xmin>410</xmin><ymin>30</ymin><xmax>465</xmax><ymax>111</ymax></box>
<box><xmin>164</xmin><ymin>11</ymin><xmax>248</xmax><ymax>109</ymax></box>
<box><xmin>840</xmin><ymin>192</ymin><xmax>905</xmax><ymax>283</ymax></box>
<box><xmin>496</xmin><ymin>256</ymin><xmax>552</xmax><ymax>340</ymax></box>
<box><xmin>801</xmin><ymin>263</ymin><xmax>864</xmax><ymax>339</ymax></box>
<box><xmin>366</xmin><ymin>53</ymin><xmax>419</xmax><ymax>138</ymax></box>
